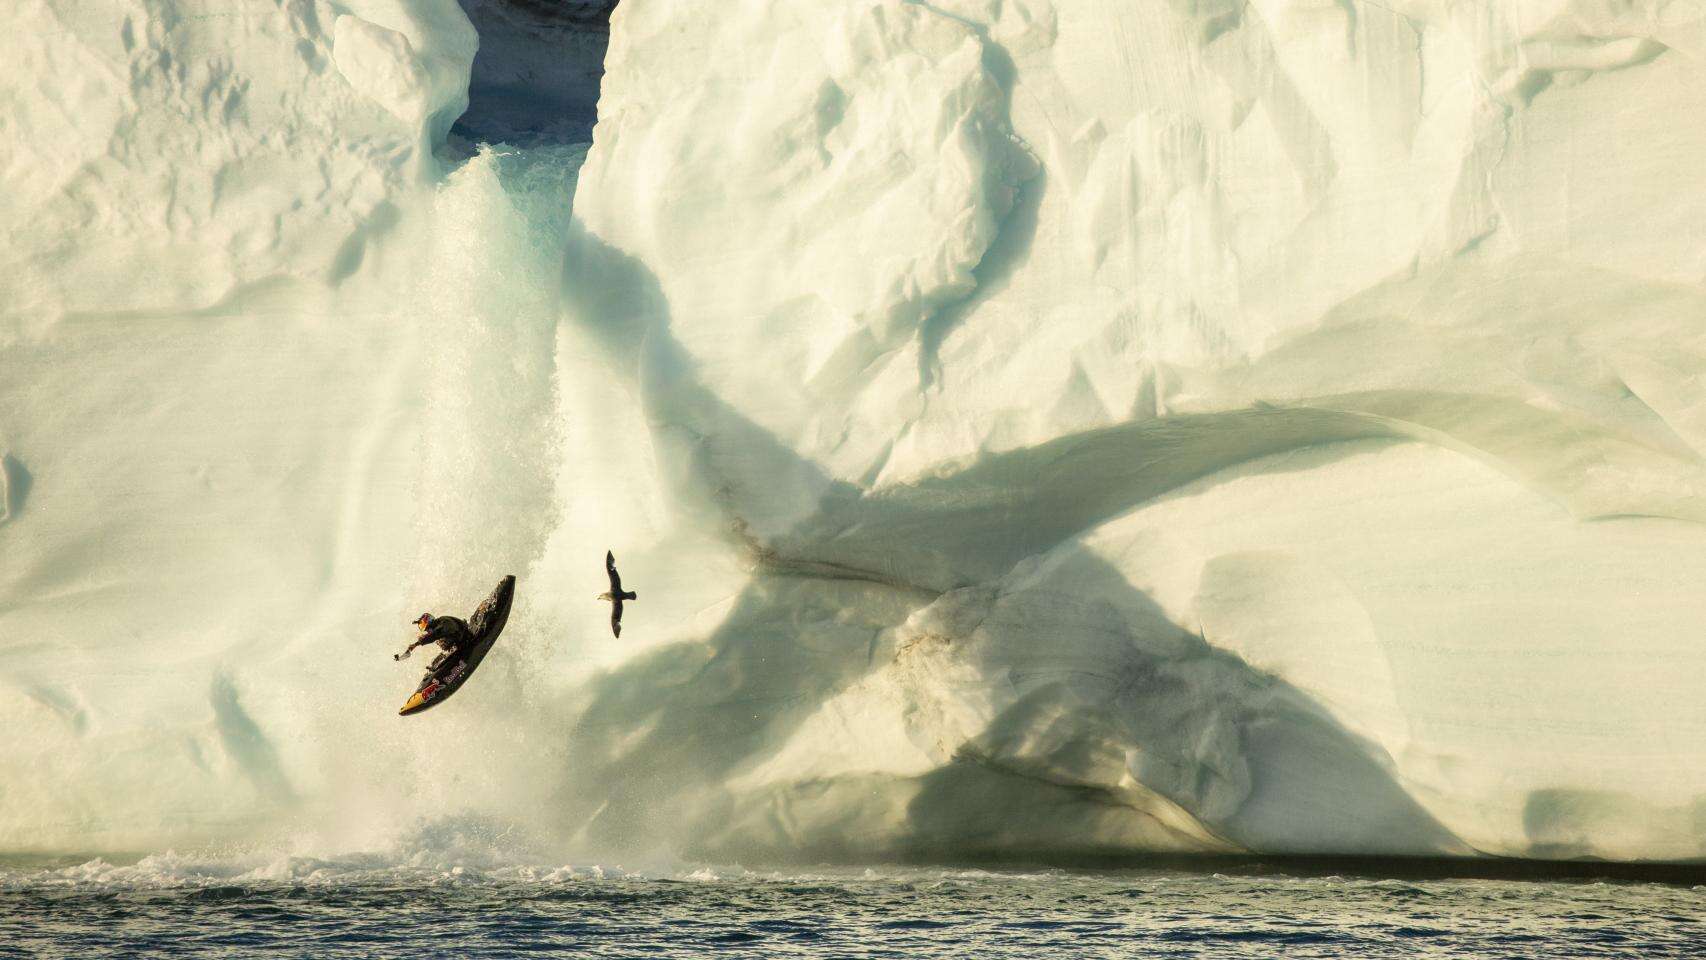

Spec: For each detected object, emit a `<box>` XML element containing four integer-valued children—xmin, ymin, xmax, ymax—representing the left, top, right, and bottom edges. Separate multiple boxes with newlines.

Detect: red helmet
<box><xmin>414</xmin><ymin>613</ymin><xmax>434</xmax><ymax>629</ymax></box>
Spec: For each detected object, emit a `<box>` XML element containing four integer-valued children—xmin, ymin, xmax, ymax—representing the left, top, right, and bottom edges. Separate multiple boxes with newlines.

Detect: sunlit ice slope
<box><xmin>5</xmin><ymin>0</ymin><xmax>1706</xmax><ymax>867</ymax></box>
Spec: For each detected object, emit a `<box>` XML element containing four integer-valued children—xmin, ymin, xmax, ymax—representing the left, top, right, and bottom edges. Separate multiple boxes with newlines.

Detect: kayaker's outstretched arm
<box><xmin>397</xmin><ymin>612</ymin><xmax>452</xmax><ymax>661</ymax></box>
<box><xmin>395</xmin><ymin>636</ymin><xmax>432</xmax><ymax>661</ymax></box>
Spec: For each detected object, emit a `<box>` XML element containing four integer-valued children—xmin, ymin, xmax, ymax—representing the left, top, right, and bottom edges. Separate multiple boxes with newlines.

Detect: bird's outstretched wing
<box><xmin>610</xmin><ymin>599</ymin><xmax>624</xmax><ymax>638</ymax></box>
<box><xmin>606</xmin><ymin>550</ymin><xmax>623</xmax><ymax>592</ymax></box>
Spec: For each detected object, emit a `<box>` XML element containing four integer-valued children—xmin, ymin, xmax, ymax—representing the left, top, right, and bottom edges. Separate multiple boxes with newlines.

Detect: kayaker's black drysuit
<box><xmin>398</xmin><ymin>615</ymin><xmax>474</xmax><ymax>671</ymax></box>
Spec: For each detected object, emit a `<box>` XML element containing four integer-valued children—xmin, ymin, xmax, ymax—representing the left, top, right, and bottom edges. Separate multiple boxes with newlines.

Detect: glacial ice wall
<box><xmin>564</xmin><ymin>0</ymin><xmax>1706</xmax><ymax>862</ymax></box>
<box><xmin>4</xmin><ymin>0</ymin><xmax>1706</xmax><ymax>866</ymax></box>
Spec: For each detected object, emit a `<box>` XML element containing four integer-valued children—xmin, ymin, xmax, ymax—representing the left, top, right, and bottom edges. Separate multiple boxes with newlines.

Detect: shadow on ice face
<box><xmin>549</xmin><ymin>222</ymin><xmax>1465</xmax><ymax>865</ymax></box>
<box><xmin>1</xmin><ymin>452</ymin><xmax>32</xmax><ymax>524</ymax></box>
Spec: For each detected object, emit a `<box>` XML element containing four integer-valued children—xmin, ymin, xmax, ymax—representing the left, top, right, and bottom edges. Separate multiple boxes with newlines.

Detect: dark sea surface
<box><xmin>3</xmin><ymin>854</ymin><xmax>1703</xmax><ymax>958</ymax></box>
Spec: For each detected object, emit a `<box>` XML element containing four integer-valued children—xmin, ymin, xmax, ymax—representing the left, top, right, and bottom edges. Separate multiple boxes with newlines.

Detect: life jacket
<box><xmin>421</xmin><ymin>615</ymin><xmax>474</xmax><ymax>651</ymax></box>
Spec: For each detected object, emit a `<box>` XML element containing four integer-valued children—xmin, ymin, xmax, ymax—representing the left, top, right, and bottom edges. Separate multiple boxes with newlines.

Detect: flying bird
<box><xmin>598</xmin><ymin>550</ymin><xmax>637</xmax><ymax>637</ymax></box>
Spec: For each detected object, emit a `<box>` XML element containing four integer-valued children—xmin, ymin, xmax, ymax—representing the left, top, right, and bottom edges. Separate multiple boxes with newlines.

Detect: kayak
<box><xmin>399</xmin><ymin>575</ymin><xmax>515</xmax><ymax>716</ymax></box>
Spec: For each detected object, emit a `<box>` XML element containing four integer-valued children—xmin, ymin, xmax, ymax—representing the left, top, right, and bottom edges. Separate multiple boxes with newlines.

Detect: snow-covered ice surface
<box><xmin>2</xmin><ymin>0</ymin><xmax>475</xmax><ymax>332</ymax></box>
<box><xmin>4</xmin><ymin>0</ymin><xmax>1706</xmax><ymax>870</ymax></box>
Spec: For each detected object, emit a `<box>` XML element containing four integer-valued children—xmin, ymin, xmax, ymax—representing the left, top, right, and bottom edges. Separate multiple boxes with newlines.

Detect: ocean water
<box><xmin>3</xmin><ymin>856</ymin><xmax>1702</xmax><ymax>958</ymax></box>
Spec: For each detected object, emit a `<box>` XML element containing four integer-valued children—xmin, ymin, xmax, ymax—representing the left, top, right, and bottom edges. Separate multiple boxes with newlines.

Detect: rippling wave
<box><xmin>4</xmin><ymin>853</ymin><xmax>1701</xmax><ymax>958</ymax></box>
